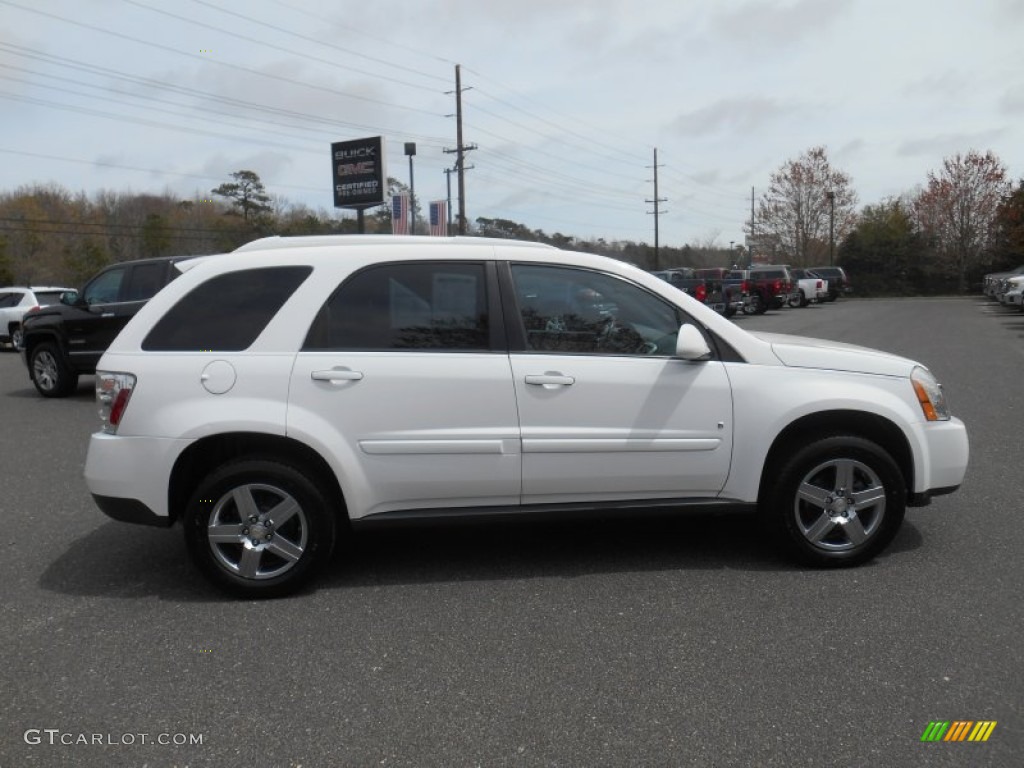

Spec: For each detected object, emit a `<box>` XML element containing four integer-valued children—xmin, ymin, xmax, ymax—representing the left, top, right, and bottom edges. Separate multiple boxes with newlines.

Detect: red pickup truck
<box><xmin>726</xmin><ymin>265</ymin><xmax>796</xmax><ymax>314</ymax></box>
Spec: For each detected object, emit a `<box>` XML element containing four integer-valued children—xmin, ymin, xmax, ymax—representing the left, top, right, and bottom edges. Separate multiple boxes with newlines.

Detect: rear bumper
<box><xmin>92</xmin><ymin>494</ymin><xmax>171</xmax><ymax>527</ymax></box>
<box><xmin>85</xmin><ymin>432</ymin><xmax>193</xmax><ymax>522</ymax></box>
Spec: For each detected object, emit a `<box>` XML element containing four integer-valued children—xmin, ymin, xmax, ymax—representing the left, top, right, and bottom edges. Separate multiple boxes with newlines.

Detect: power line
<box><xmin>0</xmin><ymin>0</ymin><xmax>443</xmax><ymax>118</ymax></box>
<box><xmin>186</xmin><ymin>0</ymin><xmax>451</xmax><ymax>85</ymax></box>
<box><xmin>121</xmin><ymin>0</ymin><xmax>445</xmax><ymax>93</ymax></box>
<box><xmin>0</xmin><ymin>44</ymin><xmax>452</xmax><ymax>146</ymax></box>
<box><xmin>0</xmin><ymin>149</ymin><xmax>323</xmax><ymax>193</ymax></box>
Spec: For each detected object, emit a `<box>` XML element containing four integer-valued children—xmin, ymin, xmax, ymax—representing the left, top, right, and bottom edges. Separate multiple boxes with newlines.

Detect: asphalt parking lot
<box><xmin>1</xmin><ymin>297</ymin><xmax>1021</xmax><ymax>768</ymax></box>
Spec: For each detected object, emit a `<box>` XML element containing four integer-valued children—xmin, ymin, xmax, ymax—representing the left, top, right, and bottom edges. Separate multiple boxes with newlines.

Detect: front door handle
<box><xmin>525</xmin><ymin>373</ymin><xmax>575</xmax><ymax>387</ymax></box>
<box><xmin>311</xmin><ymin>367</ymin><xmax>364</xmax><ymax>382</ymax></box>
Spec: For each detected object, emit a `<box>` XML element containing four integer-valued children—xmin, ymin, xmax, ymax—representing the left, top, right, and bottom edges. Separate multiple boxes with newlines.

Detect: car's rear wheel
<box><xmin>743</xmin><ymin>294</ymin><xmax>765</xmax><ymax>315</ymax></box>
<box><xmin>11</xmin><ymin>326</ymin><xmax>24</xmax><ymax>349</ymax></box>
<box><xmin>766</xmin><ymin>436</ymin><xmax>906</xmax><ymax>567</ymax></box>
<box><xmin>184</xmin><ymin>459</ymin><xmax>337</xmax><ymax>598</ymax></box>
<box><xmin>30</xmin><ymin>342</ymin><xmax>78</xmax><ymax>397</ymax></box>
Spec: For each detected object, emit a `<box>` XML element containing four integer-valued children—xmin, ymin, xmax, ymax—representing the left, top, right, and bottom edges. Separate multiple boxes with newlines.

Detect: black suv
<box><xmin>21</xmin><ymin>255</ymin><xmax>196</xmax><ymax>397</ymax></box>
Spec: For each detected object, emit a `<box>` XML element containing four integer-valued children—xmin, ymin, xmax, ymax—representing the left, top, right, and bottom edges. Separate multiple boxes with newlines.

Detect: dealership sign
<box><xmin>332</xmin><ymin>137</ymin><xmax>386</xmax><ymax>208</ymax></box>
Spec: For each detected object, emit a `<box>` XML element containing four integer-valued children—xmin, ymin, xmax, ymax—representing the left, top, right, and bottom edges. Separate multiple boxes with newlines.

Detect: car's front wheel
<box><xmin>766</xmin><ymin>436</ymin><xmax>906</xmax><ymax>567</ymax></box>
<box><xmin>29</xmin><ymin>342</ymin><xmax>79</xmax><ymax>397</ymax></box>
<box><xmin>184</xmin><ymin>459</ymin><xmax>337</xmax><ymax>598</ymax></box>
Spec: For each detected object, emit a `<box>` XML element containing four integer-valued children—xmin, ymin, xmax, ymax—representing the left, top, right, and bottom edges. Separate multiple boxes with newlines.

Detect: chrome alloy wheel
<box><xmin>32</xmin><ymin>349</ymin><xmax>59</xmax><ymax>391</ymax></box>
<box><xmin>207</xmin><ymin>483</ymin><xmax>309</xmax><ymax>580</ymax></box>
<box><xmin>793</xmin><ymin>458</ymin><xmax>886</xmax><ymax>552</ymax></box>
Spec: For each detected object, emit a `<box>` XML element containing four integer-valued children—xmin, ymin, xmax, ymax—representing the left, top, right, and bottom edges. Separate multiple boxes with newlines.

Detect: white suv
<box><xmin>0</xmin><ymin>285</ymin><xmax>73</xmax><ymax>349</ymax></box>
<box><xmin>84</xmin><ymin>236</ymin><xmax>969</xmax><ymax>597</ymax></box>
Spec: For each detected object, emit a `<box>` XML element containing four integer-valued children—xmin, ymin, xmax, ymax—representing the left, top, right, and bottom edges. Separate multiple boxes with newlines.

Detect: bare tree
<box><xmin>912</xmin><ymin>150</ymin><xmax>1010</xmax><ymax>291</ymax></box>
<box><xmin>753</xmin><ymin>146</ymin><xmax>857</xmax><ymax>265</ymax></box>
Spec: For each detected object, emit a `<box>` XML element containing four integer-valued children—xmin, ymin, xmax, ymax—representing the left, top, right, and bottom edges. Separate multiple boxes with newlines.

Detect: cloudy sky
<box><xmin>2</xmin><ymin>0</ymin><xmax>1023</xmax><ymax>247</ymax></box>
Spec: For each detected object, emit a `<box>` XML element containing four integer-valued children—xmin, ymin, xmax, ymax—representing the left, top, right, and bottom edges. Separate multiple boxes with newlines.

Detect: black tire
<box><xmin>11</xmin><ymin>326</ymin><xmax>23</xmax><ymax>349</ymax></box>
<box><xmin>799</xmin><ymin>295</ymin><xmax>810</xmax><ymax>308</ymax></box>
<box><xmin>29</xmin><ymin>342</ymin><xmax>79</xmax><ymax>397</ymax></box>
<box><xmin>184</xmin><ymin>458</ymin><xmax>337</xmax><ymax>598</ymax></box>
<box><xmin>765</xmin><ymin>435</ymin><xmax>906</xmax><ymax>567</ymax></box>
<box><xmin>723</xmin><ymin>306</ymin><xmax>737</xmax><ymax>318</ymax></box>
<box><xmin>743</xmin><ymin>294</ymin><xmax>765</xmax><ymax>315</ymax></box>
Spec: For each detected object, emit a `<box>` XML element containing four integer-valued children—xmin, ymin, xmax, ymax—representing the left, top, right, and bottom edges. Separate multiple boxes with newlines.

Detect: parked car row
<box><xmin>652</xmin><ymin>264</ymin><xmax>852</xmax><ymax>318</ymax></box>
<box><xmin>983</xmin><ymin>264</ymin><xmax>1024</xmax><ymax>309</ymax></box>
<box><xmin>18</xmin><ymin>256</ymin><xmax>199</xmax><ymax>396</ymax></box>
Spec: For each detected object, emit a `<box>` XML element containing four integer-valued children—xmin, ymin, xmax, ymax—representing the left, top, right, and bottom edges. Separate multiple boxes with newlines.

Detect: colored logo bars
<box><xmin>921</xmin><ymin>721</ymin><xmax>997</xmax><ymax>742</ymax></box>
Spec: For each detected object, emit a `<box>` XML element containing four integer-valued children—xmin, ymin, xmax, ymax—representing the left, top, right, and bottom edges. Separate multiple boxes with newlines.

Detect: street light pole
<box><xmin>404</xmin><ymin>142</ymin><xmax>417</xmax><ymax>235</ymax></box>
<box><xmin>827</xmin><ymin>191</ymin><xmax>835</xmax><ymax>266</ymax></box>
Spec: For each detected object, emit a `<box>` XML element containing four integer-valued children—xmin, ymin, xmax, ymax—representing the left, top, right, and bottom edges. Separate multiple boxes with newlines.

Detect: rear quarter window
<box><xmin>32</xmin><ymin>291</ymin><xmax>65</xmax><ymax>306</ymax></box>
<box><xmin>142</xmin><ymin>266</ymin><xmax>312</xmax><ymax>351</ymax></box>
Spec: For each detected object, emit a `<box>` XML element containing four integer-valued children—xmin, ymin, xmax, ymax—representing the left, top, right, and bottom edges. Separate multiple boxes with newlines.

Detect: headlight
<box><xmin>911</xmin><ymin>366</ymin><xmax>950</xmax><ymax>421</ymax></box>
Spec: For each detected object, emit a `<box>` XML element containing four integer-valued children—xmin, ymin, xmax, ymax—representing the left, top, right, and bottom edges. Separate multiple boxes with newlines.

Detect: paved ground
<box><xmin>1</xmin><ymin>297</ymin><xmax>1021</xmax><ymax>767</ymax></box>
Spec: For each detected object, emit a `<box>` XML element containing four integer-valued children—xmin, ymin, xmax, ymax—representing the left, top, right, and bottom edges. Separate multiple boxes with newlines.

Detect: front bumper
<box><xmin>912</xmin><ymin>417</ymin><xmax>970</xmax><ymax>499</ymax></box>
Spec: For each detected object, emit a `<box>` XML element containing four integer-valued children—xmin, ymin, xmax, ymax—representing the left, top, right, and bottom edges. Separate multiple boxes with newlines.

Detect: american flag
<box><xmin>391</xmin><ymin>194</ymin><xmax>409</xmax><ymax>235</ymax></box>
<box><xmin>429</xmin><ymin>200</ymin><xmax>447</xmax><ymax>237</ymax></box>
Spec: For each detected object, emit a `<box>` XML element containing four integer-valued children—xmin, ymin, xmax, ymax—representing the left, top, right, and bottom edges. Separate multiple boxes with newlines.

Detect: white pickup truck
<box><xmin>788</xmin><ymin>268</ymin><xmax>829</xmax><ymax>307</ymax></box>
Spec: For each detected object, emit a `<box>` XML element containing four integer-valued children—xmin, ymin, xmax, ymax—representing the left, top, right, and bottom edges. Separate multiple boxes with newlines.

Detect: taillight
<box><xmin>741</xmin><ymin>280</ymin><xmax>750</xmax><ymax>292</ymax></box>
<box><xmin>96</xmin><ymin>371</ymin><xmax>136</xmax><ymax>434</ymax></box>
<box><xmin>773</xmin><ymin>279</ymin><xmax>782</xmax><ymax>293</ymax></box>
<box><xmin>816</xmin><ymin>280</ymin><xmax>823</xmax><ymax>289</ymax></box>
<box><xmin>696</xmin><ymin>284</ymin><xmax>707</xmax><ymax>302</ymax></box>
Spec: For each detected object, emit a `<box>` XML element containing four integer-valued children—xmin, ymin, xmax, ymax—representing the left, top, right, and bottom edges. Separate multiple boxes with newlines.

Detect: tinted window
<box><xmin>124</xmin><ymin>262</ymin><xmax>166</xmax><ymax>301</ymax></box>
<box><xmin>32</xmin><ymin>291</ymin><xmax>65</xmax><ymax>306</ymax></box>
<box><xmin>305</xmin><ymin>262</ymin><xmax>488</xmax><ymax>351</ymax></box>
<box><xmin>0</xmin><ymin>292</ymin><xmax>22</xmax><ymax>308</ymax></box>
<box><xmin>84</xmin><ymin>267</ymin><xmax>126</xmax><ymax>304</ymax></box>
<box><xmin>142</xmin><ymin>266</ymin><xmax>312</xmax><ymax>351</ymax></box>
<box><xmin>512</xmin><ymin>264</ymin><xmax>683</xmax><ymax>356</ymax></box>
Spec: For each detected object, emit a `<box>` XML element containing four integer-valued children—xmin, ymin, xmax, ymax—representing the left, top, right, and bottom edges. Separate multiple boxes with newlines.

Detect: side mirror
<box><xmin>60</xmin><ymin>290</ymin><xmax>79</xmax><ymax>306</ymax></box>
<box><xmin>675</xmin><ymin>323</ymin><xmax>711</xmax><ymax>361</ymax></box>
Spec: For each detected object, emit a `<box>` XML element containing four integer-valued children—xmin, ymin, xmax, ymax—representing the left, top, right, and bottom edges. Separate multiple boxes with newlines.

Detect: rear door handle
<box><xmin>525</xmin><ymin>373</ymin><xmax>575</xmax><ymax>387</ymax></box>
<box><xmin>311</xmin><ymin>367</ymin><xmax>364</xmax><ymax>382</ymax></box>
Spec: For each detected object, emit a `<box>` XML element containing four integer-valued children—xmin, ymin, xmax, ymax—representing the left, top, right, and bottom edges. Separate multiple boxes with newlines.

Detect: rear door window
<box><xmin>304</xmin><ymin>262</ymin><xmax>490</xmax><ymax>351</ymax></box>
<box><xmin>124</xmin><ymin>262</ymin><xmax>167</xmax><ymax>302</ymax></box>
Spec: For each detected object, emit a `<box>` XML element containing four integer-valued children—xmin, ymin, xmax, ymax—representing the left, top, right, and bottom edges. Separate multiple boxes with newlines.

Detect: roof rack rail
<box><xmin>233</xmin><ymin>235</ymin><xmax>558</xmax><ymax>253</ymax></box>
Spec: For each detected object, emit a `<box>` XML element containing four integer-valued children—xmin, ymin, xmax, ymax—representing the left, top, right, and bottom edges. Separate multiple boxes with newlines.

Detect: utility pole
<box><xmin>827</xmin><ymin>190</ymin><xmax>836</xmax><ymax>266</ymax></box>
<box><xmin>444</xmin><ymin>167</ymin><xmax>455</xmax><ymax>233</ymax></box>
<box><xmin>645</xmin><ymin>148</ymin><xmax>667</xmax><ymax>270</ymax></box>
<box><xmin>444</xmin><ymin>64</ymin><xmax>477</xmax><ymax>235</ymax></box>
<box><xmin>749</xmin><ymin>186</ymin><xmax>755</xmax><ymax>268</ymax></box>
